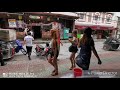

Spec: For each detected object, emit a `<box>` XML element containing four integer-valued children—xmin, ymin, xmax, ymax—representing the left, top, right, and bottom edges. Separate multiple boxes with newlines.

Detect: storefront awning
<box><xmin>75</xmin><ymin>25</ymin><xmax>117</xmax><ymax>30</ymax></box>
<box><xmin>24</xmin><ymin>12</ymin><xmax>79</xmax><ymax>19</ymax></box>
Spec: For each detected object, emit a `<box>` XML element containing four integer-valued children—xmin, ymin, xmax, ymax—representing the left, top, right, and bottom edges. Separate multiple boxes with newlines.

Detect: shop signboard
<box><xmin>8</xmin><ymin>19</ymin><xmax>17</xmax><ymax>28</ymax></box>
<box><xmin>29</xmin><ymin>15</ymin><xmax>40</xmax><ymax>19</ymax></box>
<box><xmin>17</xmin><ymin>20</ymin><xmax>23</xmax><ymax>28</ymax></box>
<box><xmin>18</xmin><ymin>15</ymin><xmax>22</xmax><ymax>20</ymax></box>
<box><xmin>97</xmin><ymin>26</ymin><xmax>100</xmax><ymax>29</ymax></box>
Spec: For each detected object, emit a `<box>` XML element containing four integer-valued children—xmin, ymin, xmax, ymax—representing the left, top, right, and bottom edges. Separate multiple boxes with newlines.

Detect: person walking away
<box><xmin>69</xmin><ymin>30</ymin><xmax>79</xmax><ymax>70</ymax></box>
<box><xmin>48</xmin><ymin>30</ymin><xmax>59</xmax><ymax>76</ymax></box>
<box><xmin>77</xmin><ymin>27</ymin><xmax>102</xmax><ymax>70</ymax></box>
<box><xmin>24</xmin><ymin>32</ymin><xmax>34</xmax><ymax>60</ymax></box>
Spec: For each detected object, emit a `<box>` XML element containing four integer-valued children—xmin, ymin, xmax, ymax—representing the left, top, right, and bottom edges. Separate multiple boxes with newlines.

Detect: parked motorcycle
<box><xmin>103</xmin><ymin>37</ymin><xmax>120</xmax><ymax>51</ymax></box>
<box><xmin>0</xmin><ymin>40</ymin><xmax>15</xmax><ymax>60</ymax></box>
<box><xmin>0</xmin><ymin>41</ymin><xmax>7</xmax><ymax>66</ymax></box>
<box><xmin>35</xmin><ymin>43</ymin><xmax>51</xmax><ymax>59</ymax></box>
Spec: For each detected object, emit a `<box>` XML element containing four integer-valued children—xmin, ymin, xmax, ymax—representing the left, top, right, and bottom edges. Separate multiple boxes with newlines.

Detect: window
<box><xmin>93</xmin><ymin>15</ymin><xmax>100</xmax><ymax>21</ymax></box>
<box><xmin>76</xmin><ymin>13</ymin><xmax>86</xmax><ymax>21</ymax></box>
<box><xmin>106</xmin><ymin>14</ymin><xmax>112</xmax><ymax>23</ymax></box>
<box><xmin>106</xmin><ymin>17</ymin><xmax>111</xmax><ymax>22</ymax></box>
<box><xmin>92</xmin><ymin>12</ymin><xmax>101</xmax><ymax>23</ymax></box>
<box><xmin>79</xmin><ymin>13</ymin><xmax>85</xmax><ymax>19</ymax></box>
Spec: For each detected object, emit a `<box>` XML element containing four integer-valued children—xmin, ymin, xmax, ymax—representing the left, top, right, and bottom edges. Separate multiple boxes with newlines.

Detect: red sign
<box><xmin>75</xmin><ymin>25</ymin><xmax>116</xmax><ymax>30</ymax></box>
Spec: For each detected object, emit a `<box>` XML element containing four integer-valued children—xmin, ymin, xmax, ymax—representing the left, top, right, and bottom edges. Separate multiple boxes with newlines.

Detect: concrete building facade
<box><xmin>74</xmin><ymin>12</ymin><xmax>118</xmax><ymax>39</ymax></box>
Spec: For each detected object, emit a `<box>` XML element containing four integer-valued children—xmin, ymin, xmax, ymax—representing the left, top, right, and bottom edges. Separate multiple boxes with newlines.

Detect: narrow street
<box><xmin>0</xmin><ymin>41</ymin><xmax>120</xmax><ymax>78</ymax></box>
<box><xmin>0</xmin><ymin>12</ymin><xmax>120</xmax><ymax>78</ymax></box>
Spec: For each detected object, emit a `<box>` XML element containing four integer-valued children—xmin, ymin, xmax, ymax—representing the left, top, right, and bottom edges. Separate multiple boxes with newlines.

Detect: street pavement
<box><xmin>0</xmin><ymin>41</ymin><xmax>120</xmax><ymax>78</ymax></box>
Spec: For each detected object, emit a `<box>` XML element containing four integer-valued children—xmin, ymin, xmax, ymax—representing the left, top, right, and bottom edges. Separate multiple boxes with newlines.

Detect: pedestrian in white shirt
<box><xmin>24</xmin><ymin>32</ymin><xmax>34</xmax><ymax>60</ymax></box>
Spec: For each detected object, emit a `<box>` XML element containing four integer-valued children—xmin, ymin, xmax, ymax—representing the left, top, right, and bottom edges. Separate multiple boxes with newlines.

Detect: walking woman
<box><xmin>51</xmin><ymin>29</ymin><xmax>63</xmax><ymax>59</ymax></box>
<box><xmin>76</xmin><ymin>27</ymin><xmax>102</xmax><ymax>70</ymax></box>
<box><xmin>48</xmin><ymin>30</ymin><xmax>59</xmax><ymax>76</ymax></box>
<box><xmin>69</xmin><ymin>30</ymin><xmax>79</xmax><ymax>70</ymax></box>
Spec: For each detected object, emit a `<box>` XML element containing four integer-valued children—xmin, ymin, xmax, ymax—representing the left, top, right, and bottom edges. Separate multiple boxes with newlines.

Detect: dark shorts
<box><xmin>26</xmin><ymin>46</ymin><xmax>32</xmax><ymax>54</ymax></box>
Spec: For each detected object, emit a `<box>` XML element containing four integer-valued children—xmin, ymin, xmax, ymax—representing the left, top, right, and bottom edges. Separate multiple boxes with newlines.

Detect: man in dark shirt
<box><xmin>0</xmin><ymin>44</ymin><xmax>7</xmax><ymax>66</ymax></box>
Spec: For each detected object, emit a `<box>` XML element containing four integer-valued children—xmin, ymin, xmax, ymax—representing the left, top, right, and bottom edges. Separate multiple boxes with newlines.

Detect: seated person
<box><xmin>42</xmin><ymin>43</ymin><xmax>50</xmax><ymax>55</ymax></box>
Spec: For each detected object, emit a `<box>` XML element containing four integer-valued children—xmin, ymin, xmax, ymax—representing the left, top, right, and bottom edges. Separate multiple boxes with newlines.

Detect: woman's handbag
<box><xmin>69</xmin><ymin>45</ymin><xmax>78</xmax><ymax>52</ymax></box>
<box><xmin>69</xmin><ymin>45</ymin><xmax>74</xmax><ymax>52</ymax></box>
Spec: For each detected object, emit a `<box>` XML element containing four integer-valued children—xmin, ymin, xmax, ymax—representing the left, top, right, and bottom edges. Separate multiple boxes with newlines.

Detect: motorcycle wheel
<box><xmin>103</xmin><ymin>44</ymin><xmax>111</xmax><ymax>51</ymax></box>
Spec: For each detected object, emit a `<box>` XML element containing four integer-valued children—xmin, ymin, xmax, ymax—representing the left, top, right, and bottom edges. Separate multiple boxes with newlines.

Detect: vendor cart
<box><xmin>0</xmin><ymin>29</ymin><xmax>16</xmax><ymax>59</ymax></box>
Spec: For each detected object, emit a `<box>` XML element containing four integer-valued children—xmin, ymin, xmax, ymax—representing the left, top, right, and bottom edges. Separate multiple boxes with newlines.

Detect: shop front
<box><xmin>0</xmin><ymin>12</ymin><xmax>78</xmax><ymax>40</ymax></box>
<box><xmin>24</xmin><ymin>12</ymin><xmax>79</xmax><ymax>40</ymax></box>
<box><xmin>75</xmin><ymin>25</ymin><xmax>117</xmax><ymax>39</ymax></box>
<box><xmin>0</xmin><ymin>12</ymin><xmax>26</xmax><ymax>40</ymax></box>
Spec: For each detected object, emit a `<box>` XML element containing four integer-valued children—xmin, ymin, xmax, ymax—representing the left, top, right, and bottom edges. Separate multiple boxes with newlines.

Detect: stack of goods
<box><xmin>0</xmin><ymin>30</ymin><xmax>9</xmax><ymax>41</ymax></box>
<box><xmin>0</xmin><ymin>29</ymin><xmax>16</xmax><ymax>41</ymax></box>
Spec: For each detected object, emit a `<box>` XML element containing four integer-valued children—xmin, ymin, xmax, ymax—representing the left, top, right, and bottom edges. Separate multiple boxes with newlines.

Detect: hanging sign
<box><xmin>18</xmin><ymin>15</ymin><xmax>22</xmax><ymax>20</ymax></box>
<box><xmin>17</xmin><ymin>20</ymin><xmax>23</xmax><ymax>28</ymax></box>
<box><xmin>29</xmin><ymin>15</ymin><xmax>40</xmax><ymax>19</ymax></box>
<box><xmin>8</xmin><ymin>19</ymin><xmax>17</xmax><ymax>28</ymax></box>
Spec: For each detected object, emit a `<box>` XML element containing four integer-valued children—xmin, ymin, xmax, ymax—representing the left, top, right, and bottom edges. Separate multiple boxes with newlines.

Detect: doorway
<box><xmin>32</xmin><ymin>26</ymin><xmax>42</xmax><ymax>39</ymax></box>
<box><xmin>0</xmin><ymin>18</ymin><xmax>5</xmax><ymax>28</ymax></box>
